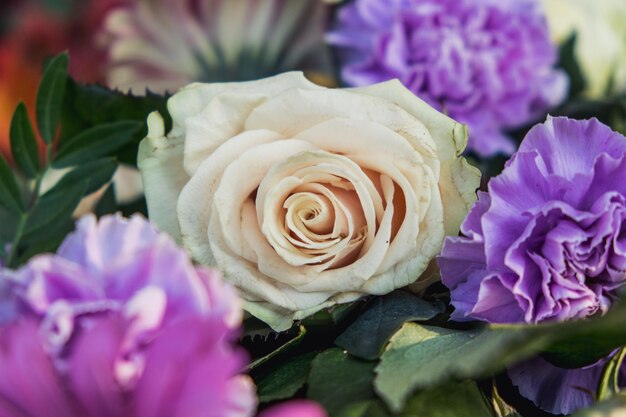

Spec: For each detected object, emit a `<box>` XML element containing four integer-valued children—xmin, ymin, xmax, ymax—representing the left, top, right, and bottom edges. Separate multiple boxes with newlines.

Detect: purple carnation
<box><xmin>0</xmin><ymin>214</ymin><xmax>256</xmax><ymax>417</ymax></box>
<box><xmin>438</xmin><ymin>116</ymin><xmax>626</xmax><ymax>414</ymax></box>
<box><xmin>327</xmin><ymin>0</ymin><xmax>567</xmax><ymax>156</ymax></box>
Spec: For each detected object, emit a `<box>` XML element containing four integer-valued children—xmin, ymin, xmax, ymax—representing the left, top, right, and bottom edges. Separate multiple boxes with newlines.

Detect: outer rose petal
<box><xmin>138</xmin><ymin>112</ymin><xmax>189</xmax><ymax>242</ymax></box>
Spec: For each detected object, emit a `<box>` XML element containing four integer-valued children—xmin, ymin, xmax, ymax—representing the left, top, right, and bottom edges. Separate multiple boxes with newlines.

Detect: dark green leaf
<box><xmin>558</xmin><ymin>33</ymin><xmax>586</xmax><ymax>99</ymax></box>
<box><xmin>0</xmin><ymin>155</ymin><xmax>23</xmax><ymax>214</ymax></box>
<box><xmin>15</xmin><ymin>224</ymin><xmax>72</xmax><ymax>265</ymax></box>
<box><xmin>399</xmin><ymin>381</ymin><xmax>493</xmax><ymax>417</ymax></box>
<box><xmin>53</xmin><ymin>158</ymin><xmax>118</xmax><ymax>196</ymax></box>
<box><xmin>375</xmin><ymin>301</ymin><xmax>626</xmax><ymax>411</ymax></box>
<box><xmin>541</xmin><ymin>303</ymin><xmax>626</xmax><ymax>368</ymax></box>
<box><xmin>336</xmin><ymin>401</ymin><xmax>390</xmax><ymax>417</ymax></box>
<box><xmin>10</xmin><ymin>102</ymin><xmax>40</xmax><ymax>178</ymax></box>
<box><xmin>36</xmin><ymin>52</ymin><xmax>69</xmax><ymax>144</ymax></box>
<box><xmin>23</xmin><ymin>180</ymin><xmax>87</xmax><ymax>237</ymax></box>
<box><xmin>308</xmin><ymin>348</ymin><xmax>376</xmax><ymax>416</ymax></box>
<box><xmin>53</xmin><ymin>121</ymin><xmax>142</xmax><ymax>168</ymax></box>
<box><xmin>375</xmin><ymin>324</ymin><xmax>541</xmax><ymax>412</ymax></box>
<box><xmin>95</xmin><ymin>184</ymin><xmax>117</xmax><ymax>217</ymax></box>
<box><xmin>336</xmin><ymin>382</ymin><xmax>494</xmax><ymax>417</ymax></box>
<box><xmin>61</xmin><ymin>80</ymin><xmax>170</xmax><ymax>166</ymax></box>
<box><xmin>336</xmin><ymin>291</ymin><xmax>443</xmax><ymax>360</ymax></box>
<box><xmin>257</xmin><ymin>352</ymin><xmax>317</xmax><ymax>403</ymax></box>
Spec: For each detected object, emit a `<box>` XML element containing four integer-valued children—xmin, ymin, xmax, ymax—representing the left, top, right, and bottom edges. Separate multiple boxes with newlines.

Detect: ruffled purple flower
<box><xmin>327</xmin><ymin>0</ymin><xmax>567</xmax><ymax>156</ymax></box>
<box><xmin>438</xmin><ymin>116</ymin><xmax>626</xmax><ymax>414</ymax></box>
<box><xmin>0</xmin><ymin>214</ymin><xmax>256</xmax><ymax>417</ymax></box>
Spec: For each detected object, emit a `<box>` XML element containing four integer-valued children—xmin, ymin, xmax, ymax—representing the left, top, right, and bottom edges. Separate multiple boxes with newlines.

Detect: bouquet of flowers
<box><xmin>1</xmin><ymin>0</ymin><xmax>626</xmax><ymax>416</ymax></box>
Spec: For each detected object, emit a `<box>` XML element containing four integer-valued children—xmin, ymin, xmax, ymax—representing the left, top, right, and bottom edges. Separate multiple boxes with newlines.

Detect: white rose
<box><xmin>138</xmin><ymin>73</ymin><xmax>479</xmax><ymax>330</ymax></box>
<box><xmin>541</xmin><ymin>0</ymin><xmax>626</xmax><ymax>98</ymax></box>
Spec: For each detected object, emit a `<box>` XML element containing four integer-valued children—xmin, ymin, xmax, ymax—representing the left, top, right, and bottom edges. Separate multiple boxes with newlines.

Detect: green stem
<box><xmin>5</xmin><ymin>144</ymin><xmax>52</xmax><ymax>267</ymax></box>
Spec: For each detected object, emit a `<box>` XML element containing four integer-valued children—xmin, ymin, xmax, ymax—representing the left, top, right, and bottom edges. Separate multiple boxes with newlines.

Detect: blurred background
<box><xmin>0</xmin><ymin>0</ymin><xmax>339</xmax><ymax>159</ymax></box>
<box><xmin>1</xmin><ymin>0</ymin><xmax>626</xmax><ymax>175</ymax></box>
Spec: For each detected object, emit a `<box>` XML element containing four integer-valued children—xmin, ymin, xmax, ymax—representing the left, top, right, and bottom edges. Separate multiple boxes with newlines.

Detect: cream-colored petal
<box><xmin>137</xmin><ymin>112</ymin><xmax>188</xmax><ymax>242</ymax></box>
<box><xmin>212</xmin><ymin>140</ymin><xmax>319</xmax><ymax>260</ymax></box>
<box><xmin>208</xmin><ymin>203</ymin><xmax>335</xmax><ymax>323</ymax></box>
<box><xmin>295</xmin><ymin>117</ymin><xmax>431</xmax><ymax>172</ymax></box>
<box><xmin>177</xmin><ymin>129</ymin><xmax>284</xmax><ymax>265</ymax></box>
<box><xmin>183</xmin><ymin>93</ymin><xmax>268</xmax><ymax>175</ymax></box>
<box><xmin>167</xmin><ymin>72</ymin><xmax>323</xmax><ymax>137</ymax></box>
<box><xmin>352</xmin><ymin>79</ymin><xmax>480</xmax><ymax>236</ymax></box>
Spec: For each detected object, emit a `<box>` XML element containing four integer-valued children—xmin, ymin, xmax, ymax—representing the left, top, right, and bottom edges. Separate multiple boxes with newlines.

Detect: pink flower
<box><xmin>0</xmin><ymin>214</ymin><xmax>256</xmax><ymax>417</ymax></box>
<box><xmin>259</xmin><ymin>401</ymin><xmax>327</xmax><ymax>417</ymax></box>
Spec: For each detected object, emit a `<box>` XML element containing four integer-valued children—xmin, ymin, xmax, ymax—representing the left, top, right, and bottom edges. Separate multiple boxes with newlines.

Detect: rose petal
<box><xmin>178</xmin><ymin>129</ymin><xmax>285</xmax><ymax>265</ymax></box>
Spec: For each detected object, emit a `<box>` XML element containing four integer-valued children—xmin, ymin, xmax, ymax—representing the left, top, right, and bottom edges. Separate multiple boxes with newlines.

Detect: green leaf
<box><xmin>257</xmin><ymin>352</ymin><xmax>317</xmax><ymax>403</ymax></box>
<box><xmin>15</xmin><ymin>225</ymin><xmax>71</xmax><ymax>266</ymax></box>
<box><xmin>10</xmin><ymin>102</ymin><xmax>40</xmax><ymax>178</ymax></box>
<box><xmin>540</xmin><ymin>302</ymin><xmax>626</xmax><ymax>368</ymax></box>
<box><xmin>336</xmin><ymin>401</ymin><xmax>390</xmax><ymax>417</ymax></box>
<box><xmin>336</xmin><ymin>291</ymin><xmax>443</xmax><ymax>360</ymax></box>
<box><xmin>401</xmin><ymin>381</ymin><xmax>493</xmax><ymax>417</ymax></box>
<box><xmin>53</xmin><ymin>121</ymin><xmax>142</xmax><ymax>168</ymax></box>
<box><xmin>571</xmin><ymin>392</ymin><xmax>626</xmax><ymax>417</ymax></box>
<box><xmin>61</xmin><ymin>80</ymin><xmax>170</xmax><ymax>166</ymax></box>
<box><xmin>375</xmin><ymin>301</ymin><xmax>626</xmax><ymax>412</ymax></box>
<box><xmin>23</xmin><ymin>180</ymin><xmax>87</xmax><ymax>237</ymax></box>
<box><xmin>0</xmin><ymin>155</ymin><xmax>23</xmax><ymax>214</ymax></box>
<box><xmin>336</xmin><ymin>381</ymin><xmax>494</xmax><ymax>417</ymax></box>
<box><xmin>597</xmin><ymin>348</ymin><xmax>626</xmax><ymax>402</ymax></box>
<box><xmin>53</xmin><ymin>158</ymin><xmax>118</xmax><ymax>196</ymax></box>
<box><xmin>95</xmin><ymin>184</ymin><xmax>117</xmax><ymax>217</ymax></box>
<box><xmin>375</xmin><ymin>324</ymin><xmax>540</xmax><ymax>412</ymax></box>
<box><xmin>308</xmin><ymin>348</ymin><xmax>377</xmax><ymax>417</ymax></box>
<box><xmin>558</xmin><ymin>34</ymin><xmax>587</xmax><ymax>100</ymax></box>
<box><xmin>36</xmin><ymin>53</ymin><xmax>69</xmax><ymax>144</ymax></box>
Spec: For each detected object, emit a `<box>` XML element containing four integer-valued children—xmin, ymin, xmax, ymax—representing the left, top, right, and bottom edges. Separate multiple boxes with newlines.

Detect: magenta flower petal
<box><xmin>0</xmin><ymin>214</ymin><xmax>255</xmax><ymax>417</ymax></box>
<box><xmin>258</xmin><ymin>401</ymin><xmax>327</xmax><ymax>417</ymax></box>
<box><xmin>134</xmin><ymin>316</ymin><xmax>254</xmax><ymax>417</ymax></box>
<box><xmin>0</xmin><ymin>320</ymin><xmax>76</xmax><ymax>416</ymax></box>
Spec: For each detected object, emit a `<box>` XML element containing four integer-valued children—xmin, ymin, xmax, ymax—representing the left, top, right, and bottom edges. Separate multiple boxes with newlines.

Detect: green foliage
<box><xmin>53</xmin><ymin>121</ymin><xmax>143</xmax><ymax>168</ymax></box>
<box><xmin>308</xmin><ymin>348</ymin><xmax>377</xmax><ymax>416</ymax></box>
<box><xmin>61</xmin><ymin>80</ymin><xmax>170</xmax><ymax>166</ymax></box>
<box><xmin>374</xmin><ymin>324</ymin><xmax>535</xmax><ymax>412</ymax></box>
<box><xmin>398</xmin><ymin>381</ymin><xmax>494</xmax><ymax>417</ymax></box>
<box><xmin>335</xmin><ymin>291</ymin><xmax>443</xmax><ymax>360</ymax></box>
<box><xmin>36</xmin><ymin>53</ymin><xmax>69</xmax><ymax>144</ymax></box>
<box><xmin>0</xmin><ymin>53</ymin><xmax>169</xmax><ymax>267</ymax></box>
<box><xmin>558</xmin><ymin>34</ymin><xmax>586</xmax><ymax>100</ymax></box>
<box><xmin>374</xmin><ymin>301</ymin><xmax>626</xmax><ymax>412</ymax></box>
<box><xmin>0</xmin><ymin>155</ymin><xmax>23</xmax><ymax>215</ymax></box>
<box><xmin>257</xmin><ymin>352</ymin><xmax>317</xmax><ymax>403</ymax></box>
<box><xmin>10</xmin><ymin>103</ymin><xmax>40</xmax><ymax>178</ymax></box>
